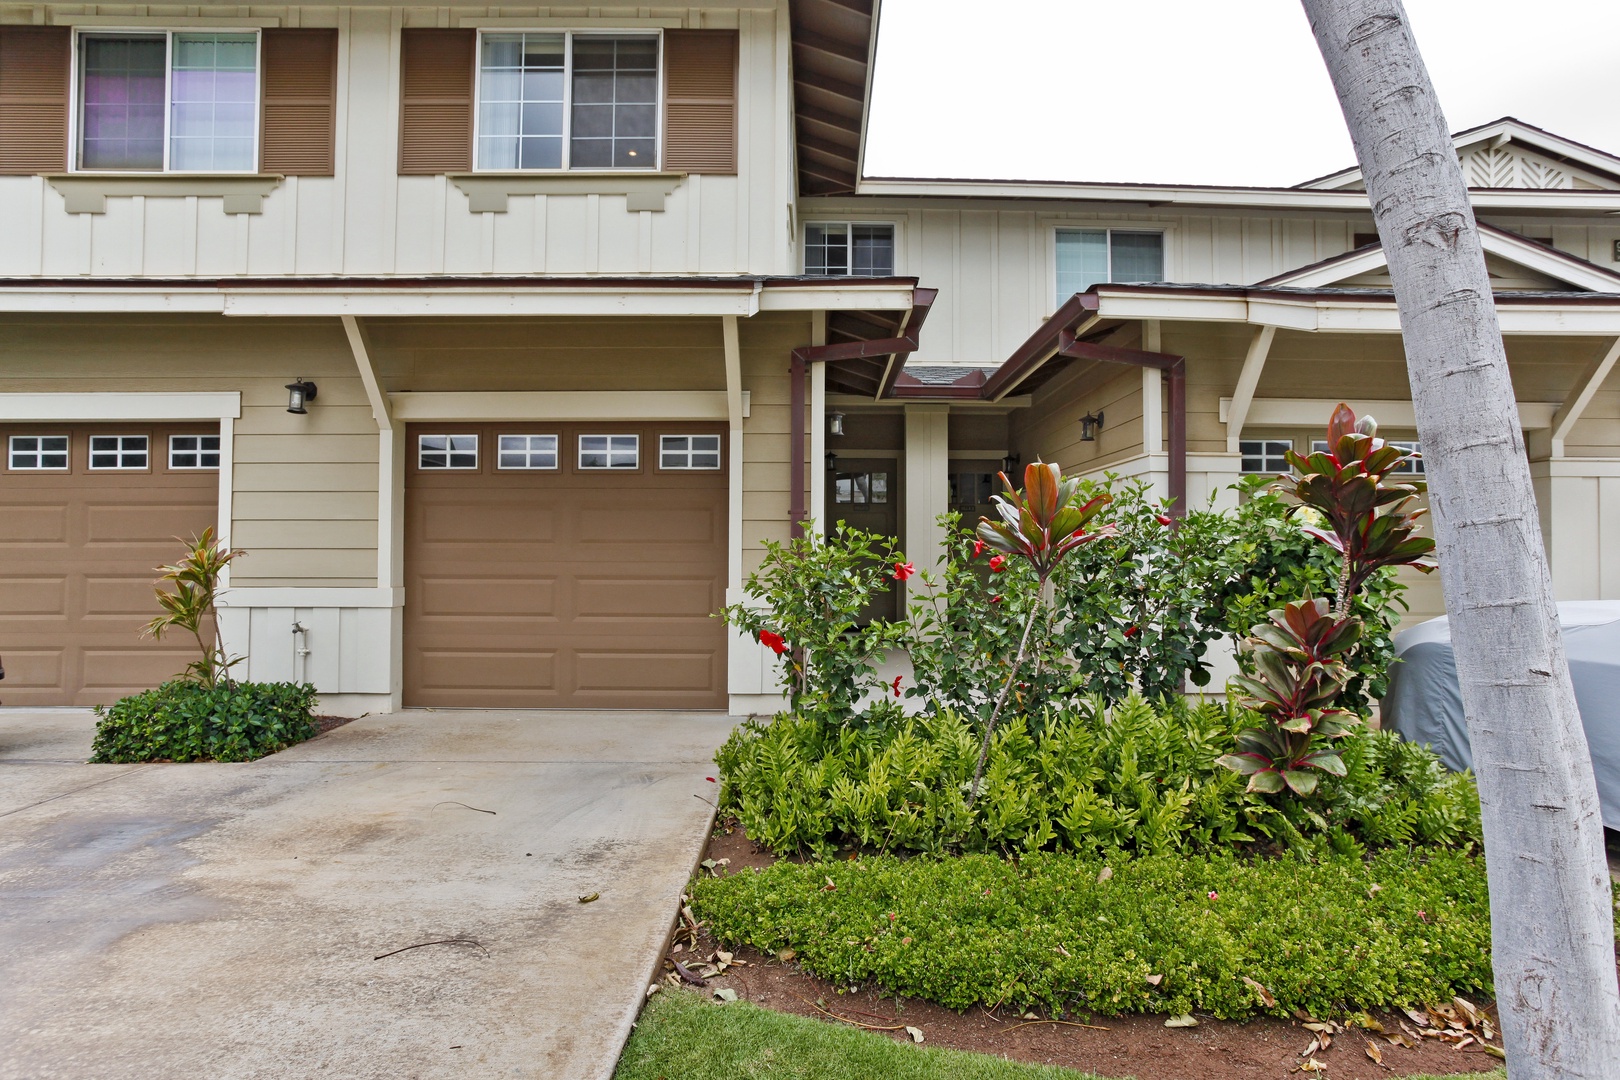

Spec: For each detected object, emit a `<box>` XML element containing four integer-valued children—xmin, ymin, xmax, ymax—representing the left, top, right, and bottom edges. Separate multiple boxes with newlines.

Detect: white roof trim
<box><xmin>1262</xmin><ymin>227</ymin><xmax>1620</xmax><ymax>293</ymax></box>
<box><xmin>1296</xmin><ymin>118</ymin><xmax>1620</xmax><ymax>191</ymax></box>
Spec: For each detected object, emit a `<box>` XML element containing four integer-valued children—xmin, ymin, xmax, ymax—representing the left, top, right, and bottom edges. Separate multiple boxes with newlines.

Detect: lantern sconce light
<box><xmin>1079</xmin><ymin>410</ymin><xmax>1105</xmax><ymax>442</ymax></box>
<box><xmin>1001</xmin><ymin>452</ymin><xmax>1021</xmax><ymax>476</ymax></box>
<box><xmin>825</xmin><ymin>451</ymin><xmax>839</xmax><ymax>472</ymax></box>
<box><xmin>828</xmin><ymin>411</ymin><xmax>845</xmax><ymax>437</ymax></box>
<box><xmin>285</xmin><ymin>380</ymin><xmax>318</xmax><ymax>415</ymax></box>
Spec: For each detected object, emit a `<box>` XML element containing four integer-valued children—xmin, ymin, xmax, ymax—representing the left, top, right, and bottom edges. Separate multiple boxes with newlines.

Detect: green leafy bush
<box><xmin>90</xmin><ymin>679</ymin><xmax>319</xmax><ymax>763</ymax></box>
<box><xmin>694</xmin><ymin>849</ymin><xmax>1620</xmax><ymax>1020</ymax></box>
<box><xmin>716</xmin><ymin>697</ymin><xmax>1480</xmax><ymax>859</ymax></box>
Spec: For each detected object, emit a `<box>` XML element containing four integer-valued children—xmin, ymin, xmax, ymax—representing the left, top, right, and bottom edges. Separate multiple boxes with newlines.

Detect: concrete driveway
<box><xmin>0</xmin><ymin>709</ymin><xmax>736</xmax><ymax>1080</ymax></box>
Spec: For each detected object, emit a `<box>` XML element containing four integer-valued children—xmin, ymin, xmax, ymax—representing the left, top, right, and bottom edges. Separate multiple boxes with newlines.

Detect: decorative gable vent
<box><xmin>1463</xmin><ymin>144</ymin><xmax>1571</xmax><ymax>189</ymax></box>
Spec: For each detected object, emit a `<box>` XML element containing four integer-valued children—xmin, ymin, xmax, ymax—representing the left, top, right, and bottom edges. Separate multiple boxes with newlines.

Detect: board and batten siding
<box><xmin>0</xmin><ymin>315</ymin><xmax>380</xmax><ymax>589</ymax></box>
<box><xmin>0</xmin><ymin>5</ymin><xmax>791</xmax><ymax>278</ymax></box>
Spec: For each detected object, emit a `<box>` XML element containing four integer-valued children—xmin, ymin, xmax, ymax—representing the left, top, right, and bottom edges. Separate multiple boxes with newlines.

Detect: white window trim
<box><xmin>418</xmin><ymin>433</ymin><xmax>480</xmax><ymax>470</ymax></box>
<box><xmin>800</xmin><ymin>220</ymin><xmax>901</xmax><ymax>276</ymax></box>
<box><xmin>496</xmin><ymin>433</ymin><xmax>561</xmax><ymax>470</ymax></box>
<box><xmin>1045</xmin><ymin>220</ymin><xmax>1175</xmax><ymax>313</ymax></box>
<box><xmin>87</xmin><ymin>433</ymin><xmax>152</xmax><ymax>470</ymax></box>
<box><xmin>68</xmin><ymin>27</ymin><xmax>263</xmax><ymax>176</ymax></box>
<box><xmin>168</xmin><ymin>432</ymin><xmax>221</xmax><ymax>470</ymax></box>
<box><xmin>472</xmin><ymin>29</ymin><xmax>663</xmax><ymax>175</ymax></box>
<box><xmin>577</xmin><ymin>433</ymin><xmax>640</xmax><ymax>470</ymax></box>
<box><xmin>658</xmin><ymin>433</ymin><xmax>722</xmax><ymax>470</ymax></box>
<box><xmin>7</xmin><ymin>434</ymin><xmax>72</xmax><ymax>471</ymax></box>
<box><xmin>1238</xmin><ymin>438</ymin><xmax>1293</xmax><ymax>475</ymax></box>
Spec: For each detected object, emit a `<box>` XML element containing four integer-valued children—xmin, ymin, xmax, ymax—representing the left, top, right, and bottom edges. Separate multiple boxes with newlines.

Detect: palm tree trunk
<box><xmin>1300</xmin><ymin>2</ymin><xmax>1620</xmax><ymax>1074</ymax></box>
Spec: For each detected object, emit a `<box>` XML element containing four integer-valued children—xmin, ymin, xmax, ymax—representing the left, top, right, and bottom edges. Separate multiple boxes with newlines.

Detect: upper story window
<box><xmin>476</xmin><ymin>32</ymin><xmax>658</xmax><ymax>171</ymax></box>
<box><xmin>1055</xmin><ymin>229</ymin><xmax>1165</xmax><ymax>299</ymax></box>
<box><xmin>76</xmin><ymin>31</ymin><xmax>259</xmax><ymax>172</ymax></box>
<box><xmin>805</xmin><ymin>223</ymin><xmax>895</xmax><ymax>276</ymax></box>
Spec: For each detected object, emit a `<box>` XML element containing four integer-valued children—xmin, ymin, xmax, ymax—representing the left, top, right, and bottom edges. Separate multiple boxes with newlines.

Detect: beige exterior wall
<box><xmin>0</xmin><ymin>314</ymin><xmax>379</xmax><ymax>588</ymax></box>
<box><xmin>736</xmin><ymin>310</ymin><xmax>807</xmax><ymax>575</ymax></box>
<box><xmin>1010</xmin><ymin>361</ymin><xmax>1146</xmax><ymax>478</ymax></box>
<box><xmin>0</xmin><ymin>4</ymin><xmax>794</xmax><ymax>279</ymax></box>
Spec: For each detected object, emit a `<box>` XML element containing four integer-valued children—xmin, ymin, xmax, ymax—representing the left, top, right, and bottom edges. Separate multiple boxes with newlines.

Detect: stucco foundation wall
<box><xmin>0</xmin><ymin>314</ymin><xmax>379</xmax><ymax>588</ymax></box>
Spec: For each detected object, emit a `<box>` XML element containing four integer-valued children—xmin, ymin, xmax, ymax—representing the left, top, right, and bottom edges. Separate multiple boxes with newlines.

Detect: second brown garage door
<box><xmin>404</xmin><ymin>422</ymin><xmax>728</xmax><ymax>709</ymax></box>
<box><xmin>0</xmin><ymin>423</ymin><xmax>220</xmax><ymax>706</ymax></box>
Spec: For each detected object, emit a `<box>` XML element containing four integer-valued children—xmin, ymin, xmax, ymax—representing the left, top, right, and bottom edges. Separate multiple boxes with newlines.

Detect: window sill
<box><xmin>446</xmin><ymin>171</ymin><xmax>687</xmax><ymax>213</ymax></box>
<box><xmin>45</xmin><ymin>173</ymin><xmax>285</xmax><ymax>215</ymax></box>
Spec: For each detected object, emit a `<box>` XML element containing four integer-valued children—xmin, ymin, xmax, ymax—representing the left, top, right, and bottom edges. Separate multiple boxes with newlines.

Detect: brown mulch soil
<box><xmin>310</xmin><ymin>714</ymin><xmax>359</xmax><ymax>737</ymax></box>
<box><xmin>665</xmin><ymin>826</ymin><xmax>1502</xmax><ymax>1080</ymax></box>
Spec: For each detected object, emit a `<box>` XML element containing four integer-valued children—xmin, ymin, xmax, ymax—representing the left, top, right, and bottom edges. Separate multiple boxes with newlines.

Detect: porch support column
<box><xmin>904</xmin><ymin>403</ymin><xmax>950</xmax><ymax>592</ymax></box>
<box><xmin>809</xmin><ymin>312</ymin><xmax>828</xmax><ymax>536</ymax></box>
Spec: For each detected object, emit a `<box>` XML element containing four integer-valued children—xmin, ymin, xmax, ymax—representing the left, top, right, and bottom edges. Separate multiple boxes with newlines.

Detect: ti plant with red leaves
<box><xmin>1220</xmin><ymin>404</ymin><xmax>1436</xmax><ymax>797</ymax></box>
<box><xmin>968</xmin><ymin>461</ymin><xmax>1114</xmax><ymax>804</ymax></box>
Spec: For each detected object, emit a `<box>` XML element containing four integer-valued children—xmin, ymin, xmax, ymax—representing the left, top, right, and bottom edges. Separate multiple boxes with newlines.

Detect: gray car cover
<box><xmin>1381</xmin><ymin>602</ymin><xmax>1620</xmax><ymax>831</ymax></box>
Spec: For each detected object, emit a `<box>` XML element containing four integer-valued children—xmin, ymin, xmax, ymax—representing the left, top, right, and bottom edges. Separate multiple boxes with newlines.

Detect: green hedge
<box><xmin>694</xmin><ymin>850</ymin><xmax>1619</xmax><ymax>1020</ymax></box>
<box><xmin>90</xmin><ymin>680</ymin><xmax>319</xmax><ymax>763</ymax></box>
<box><xmin>717</xmin><ymin>698</ymin><xmax>1481</xmax><ymax>859</ymax></box>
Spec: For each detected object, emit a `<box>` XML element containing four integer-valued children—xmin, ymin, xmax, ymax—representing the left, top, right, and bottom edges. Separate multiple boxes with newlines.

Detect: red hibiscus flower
<box><xmin>890</xmin><ymin>675</ymin><xmax>903</xmax><ymax>698</ymax></box>
<box><xmin>893</xmin><ymin>561</ymin><xmax>917</xmax><ymax>582</ymax></box>
<box><xmin>1124</xmin><ymin>626</ymin><xmax>1139</xmax><ymax>638</ymax></box>
<box><xmin>759</xmin><ymin>630</ymin><xmax>787</xmax><ymax>655</ymax></box>
<box><xmin>972</xmin><ymin>538</ymin><xmax>986</xmax><ymax>558</ymax></box>
<box><xmin>989</xmin><ymin>595</ymin><xmax>1002</xmax><ymax>604</ymax></box>
<box><xmin>1155</xmin><ymin>514</ymin><xmax>1173</xmax><ymax>527</ymax></box>
<box><xmin>988</xmin><ymin>554</ymin><xmax>1006</xmax><ymax>572</ymax></box>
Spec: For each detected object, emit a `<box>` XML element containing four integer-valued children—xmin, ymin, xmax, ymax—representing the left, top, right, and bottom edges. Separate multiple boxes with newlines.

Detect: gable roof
<box><xmin>1296</xmin><ymin>117</ymin><xmax>1620</xmax><ymax>191</ymax></box>
<box><xmin>790</xmin><ymin>0</ymin><xmax>879</xmax><ymax>196</ymax></box>
<box><xmin>1255</xmin><ymin>223</ymin><xmax>1620</xmax><ymax>293</ymax></box>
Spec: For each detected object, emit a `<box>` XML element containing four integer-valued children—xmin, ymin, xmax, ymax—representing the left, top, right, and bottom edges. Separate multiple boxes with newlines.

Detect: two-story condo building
<box><xmin>2</xmin><ymin>1</ymin><xmax>1618</xmax><ymax>715</ymax></box>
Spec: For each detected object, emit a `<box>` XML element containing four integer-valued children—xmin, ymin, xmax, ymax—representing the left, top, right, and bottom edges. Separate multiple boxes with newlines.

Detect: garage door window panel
<box><xmin>659</xmin><ymin>434</ymin><xmax>721</xmax><ymax>470</ymax></box>
<box><xmin>498</xmin><ymin>434</ymin><xmax>559</xmax><ymax>470</ymax></box>
<box><xmin>89</xmin><ymin>435</ymin><xmax>150</xmax><ymax>471</ymax></box>
<box><xmin>168</xmin><ymin>434</ymin><xmax>220</xmax><ymax>470</ymax></box>
<box><xmin>9</xmin><ymin>435</ymin><xmax>70</xmax><ymax>471</ymax></box>
<box><xmin>420</xmin><ymin>434</ymin><xmax>479</xmax><ymax>470</ymax></box>
<box><xmin>579</xmin><ymin>434</ymin><xmax>639</xmax><ymax>470</ymax></box>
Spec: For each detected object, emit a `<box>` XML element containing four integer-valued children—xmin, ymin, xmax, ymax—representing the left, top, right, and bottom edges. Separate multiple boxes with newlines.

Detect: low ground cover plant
<box><xmin>717</xmin><ymin>697</ymin><xmax>1480</xmax><ymax>858</ymax></box>
<box><xmin>91</xmin><ymin>679</ymin><xmax>318</xmax><ymax>763</ymax></box>
<box><xmin>90</xmin><ymin>531</ymin><xmax>320</xmax><ymax>763</ymax></box>
<box><xmin>693</xmin><ymin>850</ymin><xmax>1620</xmax><ymax>1021</ymax></box>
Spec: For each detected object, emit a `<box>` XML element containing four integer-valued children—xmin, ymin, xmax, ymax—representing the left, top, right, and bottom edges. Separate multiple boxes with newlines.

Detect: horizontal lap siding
<box><xmin>1010</xmin><ymin>362</ymin><xmax>1145</xmax><ymax>476</ymax></box>
<box><xmin>739</xmin><ymin>312</ymin><xmax>806</xmax><ymax>575</ymax></box>
<box><xmin>0</xmin><ymin>315</ymin><xmax>379</xmax><ymax>589</ymax></box>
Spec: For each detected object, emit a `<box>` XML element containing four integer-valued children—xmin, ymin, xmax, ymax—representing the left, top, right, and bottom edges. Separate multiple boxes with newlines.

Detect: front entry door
<box><xmin>825</xmin><ymin>457</ymin><xmax>899</xmax><ymax>623</ymax></box>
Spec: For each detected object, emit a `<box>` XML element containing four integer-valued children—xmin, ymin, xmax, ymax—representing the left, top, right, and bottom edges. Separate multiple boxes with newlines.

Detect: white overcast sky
<box><xmin>863</xmin><ymin>0</ymin><xmax>1620</xmax><ymax>187</ymax></box>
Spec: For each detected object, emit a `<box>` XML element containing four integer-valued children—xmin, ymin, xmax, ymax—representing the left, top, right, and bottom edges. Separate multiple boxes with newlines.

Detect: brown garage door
<box><xmin>0</xmin><ymin>423</ymin><xmax>220</xmax><ymax>706</ymax></box>
<box><xmin>404</xmin><ymin>422</ymin><xmax>728</xmax><ymax>709</ymax></box>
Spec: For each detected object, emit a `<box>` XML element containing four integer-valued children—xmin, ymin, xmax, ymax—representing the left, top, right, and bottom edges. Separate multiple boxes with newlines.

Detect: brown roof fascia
<box><xmin>979</xmin><ymin>292</ymin><xmax>1100</xmax><ymax>400</ymax></box>
<box><xmin>0</xmin><ymin>274</ymin><xmax>920</xmax><ymax>291</ymax></box>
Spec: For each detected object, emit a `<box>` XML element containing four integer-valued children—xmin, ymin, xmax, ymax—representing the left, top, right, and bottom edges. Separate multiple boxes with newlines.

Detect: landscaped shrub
<box><xmin>715</xmin><ymin>697</ymin><xmax>1480</xmax><ymax>859</ymax></box>
<box><xmin>693</xmin><ymin>849</ymin><xmax>1620</xmax><ymax>1020</ymax></box>
<box><xmin>90</xmin><ymin>679</ymin><xmax>318</xmax><ymax>763</ymax></box>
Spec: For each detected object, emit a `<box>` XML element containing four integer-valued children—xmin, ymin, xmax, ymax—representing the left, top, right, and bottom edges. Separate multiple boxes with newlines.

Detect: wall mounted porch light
<box><xmin>828</xmin><ymin>411</ymin><xmax>845</xmax><ymax>437</ymax></box>
<box><xmin>1001</xmin><ymin>453</ymin><xmax>1021</xmax><ymax>476</ymax></box>
<box><xmin>1079</xmin><ymin>411</ymin><xmax>1105</xmax><ymax>442</ymax></box>
<box><xmin>825</xmin><ymin>451</ymin><xmax>839</xmax><ymax>471</ymax></box>
<box><xmin>285</xmin><ymin>380</ymin><xmax>318</xmax><ymax>414</ymax></box>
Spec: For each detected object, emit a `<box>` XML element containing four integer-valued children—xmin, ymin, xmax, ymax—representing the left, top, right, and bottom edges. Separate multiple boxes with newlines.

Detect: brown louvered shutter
<box><xmin>261</xmin><ymin>29</ymin><xmax>338</xmax><ymax>176</ymax></box>
<box><xmin>399</xmin><ymin>28</ymin><xmax>474</xmax><ymax>175</ymax></box>
<box><xmin>0</xmin><ymin>27</ymin><xmax>70</xmax><ymax>175</ymax></box>
<box><xmin>663</xmin><ymin>30</ymin><xmax>737</xmax><ymax>175</ymax></box>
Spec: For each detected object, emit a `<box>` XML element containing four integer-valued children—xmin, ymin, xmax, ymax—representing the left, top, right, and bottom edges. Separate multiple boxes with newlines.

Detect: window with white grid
<box><xmin>804</xmin><ymin>223</ymin><xmax>896</xmax><ymax>276</ymax></box>
<box><xmin>8</xmin><ymin>435</ymin><xmax>69</xmax><ymax>470</ymax></box>
<box><xmin>419</xmin><ymin>434</ymin><xmax>479</xmax><ymax>469</ymax></box>
<box><xmin>579</xmin><ymin>434</ymin><xmax>638</xmax><ymax>469</ymax></box>
<box><xmin>1313</xmin><ymin>438</ymin><xmax>1424</xmax><ymax>473</ymax></box>
<box><xmin>498</xmin><ymin>434</ymin><xmax>559</xmax><ymax>470</ymax></box>
<box><xmin>89</xmin><ymin>435</ymin><xmax>149</xmax><ymax>470</ymax></box>
<box><xmin>1239</xmin><ymin>439</ymin><xmax>1291</xmax><ymax>475</ymax></box>
<box><xmin>169</xmin><ymin>434</ymin><xmax>220</xmax><ymax>469</ymax></box>
<box><xmin>659</xmin><ymin>434</ymin><xmax>721</xmax><ymax>470</ymax></box>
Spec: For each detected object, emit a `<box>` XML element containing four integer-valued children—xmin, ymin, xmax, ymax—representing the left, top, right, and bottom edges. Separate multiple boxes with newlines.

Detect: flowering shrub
<box><xmin>720</xmin><ymin>523</ymin><xmax>906</xmax><ymax>724</ymax></box>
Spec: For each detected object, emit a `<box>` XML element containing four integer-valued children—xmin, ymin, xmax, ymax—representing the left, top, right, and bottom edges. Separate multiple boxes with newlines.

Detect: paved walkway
<box><xmin>0</xmin><ymin>709</ymin><xmax>736</xmax><ymax>1080</ymax></box>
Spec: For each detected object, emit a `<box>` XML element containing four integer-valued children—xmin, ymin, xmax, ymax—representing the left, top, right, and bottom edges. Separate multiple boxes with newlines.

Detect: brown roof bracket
<box><xmin>786</xmin><ymin>287</ymin><xmax>939</xmax><ymax>535</ymax></box>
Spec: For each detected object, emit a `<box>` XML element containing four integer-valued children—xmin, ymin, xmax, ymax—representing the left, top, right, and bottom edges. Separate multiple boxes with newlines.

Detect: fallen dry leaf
<box><xmin>1164</xmin><ymin>1014</ymin><xmax>1199</xmax><ymax>1028</ymax></box>
<box><xmin>905</xmin><ymin>1026</ymin><xmax>924</xmax><ymax>1044</ymax></box>
<box><xmin>1298</xmin><ymin>1058</ymin><xmax>1329</xmax><ymax>1074</ymax></box>
<box><xmin>1241</xmin><ymin>976</ymin><xmax>1277</xmax><ymax>1008</ymax></box>
<box><xmin>1365</xmin><ymin>1040</ymin><xmax>1384</xmax><ymax>1066</ymax></box>
<box><xmin>577</xmin><ymin>892</ymin><xmax>600</xmax><ymax>903</ymax></box>
<box><xmin>1145</xmin><ymin>974</ymin><xmax>1164</xmax><ymax>987</ymax></box>
<box><xmin>1097</xmin><ymin>866</ymin><xmax>1114</xmax><ymax>883</ymax></box>
<box><xmin>713</xmin><ymin>988</ymin><xmax>738</xmax><ymax>1003</ymax></box>
<box><xmin>1484</xmin><ymin>1045</ymin><xmax>1506</xmax><ymax>1060</ymax></box>
<box><xmin>777</xmin><ymin>948</ymin><xmax>796</xmax><ymax>962</ymax></box>
<box><xmin>1301</xmin><ymin>1037</ymin><xmax>1321</xmax><ymax>1058</ymax></box>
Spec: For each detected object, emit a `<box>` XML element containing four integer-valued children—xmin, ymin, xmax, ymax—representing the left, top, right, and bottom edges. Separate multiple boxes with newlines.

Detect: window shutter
<box><xmin>663</xmin><ymin>30</ymin><xmax>737</xmax><ymax>175</ymax></box>
<box><xmin>399</xmin><ymin>28</ymin><xmax>474</xmax><ymax>175</ymax></box>
<box><xmin>261</xmin><ymin>29</ymin><xmax>338</xmax><ymax>176</ymax></box>
<box><xmin>0</xmin><ymin>27</ymin><xmax>70</xmax><ymax>176</ymax></box>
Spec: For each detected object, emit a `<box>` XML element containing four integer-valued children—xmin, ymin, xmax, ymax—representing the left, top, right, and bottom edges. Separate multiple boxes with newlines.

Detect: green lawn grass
<box><xmin>612</xmin><ymin>988</ymin><xmax>1505</xmax><ymax>1080</ymax></box>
